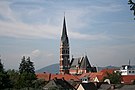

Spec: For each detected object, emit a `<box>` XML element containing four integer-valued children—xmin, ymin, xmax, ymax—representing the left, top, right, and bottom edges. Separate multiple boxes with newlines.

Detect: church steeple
<box><xmin>60</xmin><ymin>16</ymin><xmax>70</xmax><ymax>74</ymax></box>
<box><xmin>61</xmin><ymin>16</ymin><xmax>69</xmax><ymax>45</ymax></box>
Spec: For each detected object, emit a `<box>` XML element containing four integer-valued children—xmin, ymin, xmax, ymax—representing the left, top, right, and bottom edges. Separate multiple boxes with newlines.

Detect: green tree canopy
<box><xmin>7</xmin><ymin>69</ymin><xmax>20</xmax><ymax>89</ymax></box>
<box><xmin>19</xmin><ymin>56</ymin><xmax>36</xmax><ymax>88</ymax></box>
<box><xmin>0</xmin><ymin>59</ymin><xmax>4</xmax><ymax>72</ymax></box>
<box><xmin>103</xmin><ymin>72</ymin><xmax>122</xmax><ymax>84</ymax></box>
<box><xmin>0</xmin><ymin>58</ymin><xmax>12</xmax><ymax>89</ymax></box>
<box><xmin>128</xmin><ymin>0</ymin><xmax>135</xmax><ymax>19</ymax></box>
<box><xmin>19</xmin><ymin>56</ymin><xmax>35</xmax><ymax>74</ymax></box>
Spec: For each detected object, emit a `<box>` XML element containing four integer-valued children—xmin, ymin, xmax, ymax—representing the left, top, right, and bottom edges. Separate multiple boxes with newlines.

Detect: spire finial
<box><xmin>84</xmin><ymin>52</ymin><xmax>87</xmax><ymax>56</ymax></box>
<box><xmin>64</xmin><ymin>12</ymin><xmax>65</xmax><ymax>17</ymax></box>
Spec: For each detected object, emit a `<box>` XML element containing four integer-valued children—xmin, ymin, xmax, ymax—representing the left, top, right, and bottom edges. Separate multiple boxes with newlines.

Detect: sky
<box><xmin>0</xmin><ymin>0</ymin><xmax>135</xmax><ymax>70</ymax></box>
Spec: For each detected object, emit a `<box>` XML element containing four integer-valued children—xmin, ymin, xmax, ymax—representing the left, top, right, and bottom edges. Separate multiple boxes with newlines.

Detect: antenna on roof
<box><xmin>72</xmin><ymin>55</ymin><xmax>73</xmax><ymax>58</ymax></box>
<box><xmin>96</xmin><ymin>64</ymin><xmax>99</xmax><ymax>72</ymax></box>
<box><xmin>129</xmin><ymin>59</ymin><xmax>130</xmax><ymax>66</ymax></box>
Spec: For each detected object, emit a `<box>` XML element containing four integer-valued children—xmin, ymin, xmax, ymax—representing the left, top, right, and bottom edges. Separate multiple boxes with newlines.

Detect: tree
<box><xmin>128</xmin><ymin>0</ymin><xmax>135</xmax><ymax>19</ymax></box>
<box><xmin>19</xmin><ymin>56</ymin><xmax>26</xmax><ymax>74</ymax></box>
<box><xmin>19</xmin><ymin>56</ymin><xmax>35</xmax><ymax>74</ymax></box>
<box><xmin>103</xmin><ymin>72</ymin><xmax>121</xmax><ymax>84</ymax></box>
<box><xmin>7</xmin><ymin>69</ymin><xmax>20</xmax><ymax>89</ymax></box>
<box><xmin>0</xmin><ymin>58</ymin><xmax>4</xmax><ymax>72</ymax></box>
<box><xmin>0</xmin><ymin>58</ymin><xmax>12</xmax><ymax>89</ymax></box>
<box><xmin>19</xmin><ymin>56</ymin><xmax>36</xmax><ymax>89</ymax></box>
<box><xmin>26</xmin><ymin>57</ymin><xmax>35</xmax><ymax>74</ymax></box>
<box><xmin>33</xmin><ymin>79</ymin><xmax>46</xmax><ymax>89</ymax></box>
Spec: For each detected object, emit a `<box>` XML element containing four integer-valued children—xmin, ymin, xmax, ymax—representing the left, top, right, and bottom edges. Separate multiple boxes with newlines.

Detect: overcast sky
<box><xmin>0</xmin><ymin>0</ymin><xmax>135</xmax><ymax>70</ymax></box>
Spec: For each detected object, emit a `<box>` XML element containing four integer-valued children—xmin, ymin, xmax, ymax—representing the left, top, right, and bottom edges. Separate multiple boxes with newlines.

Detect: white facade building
<box><xmin>116</xmin><ymin>65</ymin><xmax>135</xmax><ymax>75</ymax></box>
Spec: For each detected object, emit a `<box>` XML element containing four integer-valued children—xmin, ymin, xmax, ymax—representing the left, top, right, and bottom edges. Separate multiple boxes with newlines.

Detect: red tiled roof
<box><xmin>78</xmin><ymin>72</ymin><xmax>91</xmax><ymax>79</ymax></box>
<box><xmin>96</xmin><ymin>75</ymin><xmax>104</xmax><ymax>81</ymax></box>
<box><xmin>51</xmin><ymin>74</ymin><xmax>80</xmax><ymax>81</ymax></box>
<box><xmin>95</xmin><ymin>69</ymin><xmax>115</xmax><ymax>82</ymax></box>
<box><xmin>77</xmin><ymin>72</ymin><xmax>104</xmax><ymax>82</ymax></box>
<box><xmin>89</xmin><ymin>72</ymin><xmax>102</xmax><ymax>81</ymax></box>
<box><xmin>77</xmin><ymin>69</ymin><xmax>115</xmax><ymax>82</ymax></box>
<box><xmin>36</xmin><ymin>72</ymin><xmax>51</xmax><ymax>81</ymax></box>
<box><xmin>122</xmin><ymin>75</ymin><xmax>135</xmax><ymax>84</ymax></box>
<box><xmin>36</xmin><ymin>69</ymin><xmax>115</xmax><ymax>82</ymax></box>
<box><xmin>100</xmin><ymin>69</ymin><xmax>115</xmax><ymax>75</ymax></box>
<box><xmin>36</xmin><ymin>73</ymin><xmax>80</xmax><ymax>82</ymax></box>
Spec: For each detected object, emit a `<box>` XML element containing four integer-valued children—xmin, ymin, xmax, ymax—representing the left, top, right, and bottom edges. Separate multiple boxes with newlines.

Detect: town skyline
<box><xmin>0</xmin><ymin>0</ymin><xmax>135</xmax><ymax>70</ymax></box>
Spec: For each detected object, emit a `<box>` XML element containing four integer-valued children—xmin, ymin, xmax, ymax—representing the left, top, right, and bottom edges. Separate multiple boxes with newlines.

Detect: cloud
<box><xmin>0</xmin><ymin>0</ymin><xmax>135</xmax><ymax>70</ymax></box>
<box><xmin>0</xmin><ymin>17</ymin><xmax>108</xmax><ymax>41</ymax></box>
<box><xmin>23</xmin><ymin>49</ymin><xmax>55</xmax><ymax>59</ymax></box>
<box><xmin>22</xmin><ymin>49</ymin><xmax>41</xmax><ymax>59</ymax></box>
<box><xmin>69</xmin><ymin>31</ymin><xmax>108</xmax><ymax>40</ymax></box>
<box><xmin>46</xmin><ymin>53</ymin><xmax>54</xmax><ymax>57</ymax></box>
<box><xmin>0</xmin><ymin>0</ymin><xmax>121</xmax><ymax>41</ymax></box>
<box><xmin>29</xmin><ymin>49</ymin><xmax>41</xmax><ymax>58</ymax></box>
<box><xmin>0</xmin><ymin>1</ymin><xmax>17</xmax><ymax>22</ymax></box>
<box><xmin>0</xmin><ymin>21</ymin><xmax>60</xmax><ymax>39</ymax></box>
<box><xmin>0</xmin><ymin>0</ymin><xmax>123</xmax><ymax>42</ymax></box>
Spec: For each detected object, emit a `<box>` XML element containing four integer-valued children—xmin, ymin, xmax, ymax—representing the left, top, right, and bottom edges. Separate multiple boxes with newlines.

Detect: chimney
<box><xmin>54</xmin><ymin>77</ymin><xmax>57</xmax><ymax>80</ymax></box>
<box><xmin>62</xmin><ymin>77</ymin><xmax>65</xmax><ymax>80</ymax></box>
<box><xmin>49</xmin><ymin>73</ymin><xmax>51</xmax><ymax>81</ymax></box>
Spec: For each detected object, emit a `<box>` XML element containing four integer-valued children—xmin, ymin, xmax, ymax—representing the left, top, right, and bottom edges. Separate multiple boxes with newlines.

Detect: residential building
<box><xmin>77</xmin><ymin>82</ymin><xmax>97</xmax><ymax>90</ymax></box>
<box><xmin>44</xmin><ymin>78</ymin><xmax>76</xmax><ymax>90</ymax></box>
<box><xmin>98</xmin><ymin>84</ymin><xmax>112</xmax><ymax>90</ymax></box>
<box><xmin>78</xmin><ymin>69</ymin><xmax>115</xmax><ymax>83</ymax></box>
<box><xmin>116</xmin><ymin>65</ymin><xmax>135</xmax><ymax>75</ymax></box>
<box><xmin>121</xmin><ymin>75</ymin><xmax>135</xmax><ymax>84</ymax></box>
<box><xmin>118</xmin><ymin>85</ymin><xmax>135</xmax><ymax>90</ymax></box>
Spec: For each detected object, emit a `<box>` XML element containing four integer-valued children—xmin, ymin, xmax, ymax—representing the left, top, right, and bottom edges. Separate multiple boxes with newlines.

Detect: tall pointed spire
<box><xmin>61</xmin><ymin>16</ymin><xmax>69</xmax><ymax>45</ymax></box>
<box><xmin>60</xmin><ymin>16</ymin><xmax>70</xmax><ymax>74</ymax></box>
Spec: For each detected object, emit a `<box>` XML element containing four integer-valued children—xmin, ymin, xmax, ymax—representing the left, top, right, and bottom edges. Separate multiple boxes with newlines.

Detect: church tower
<box><xmin>60</xmin><ymin>16</ymin><xmax>70</xmax><ymax>74</ymax></box>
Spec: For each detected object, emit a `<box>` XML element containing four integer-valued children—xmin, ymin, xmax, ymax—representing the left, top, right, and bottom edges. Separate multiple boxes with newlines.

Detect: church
<box><xmin>59</xmin><ymin>16</ymin><xmax>97</xmax><ymax>75</ymax></box>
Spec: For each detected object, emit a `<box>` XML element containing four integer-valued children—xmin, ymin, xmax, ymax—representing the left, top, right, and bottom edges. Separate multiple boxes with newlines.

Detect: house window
<box><xmin>62</xmin><ymin>50</ymin><xmax>64</xmax><ymax>53</ymax></box>
<box><xmin>66</xmin><ymin>50</ymin><xmax>68</xmax><ymax>54</ymax></box>
<box><xmin>67</xmin><ymin>50</ymin><xmax>69</xmax><ymax>54</ymax></box>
